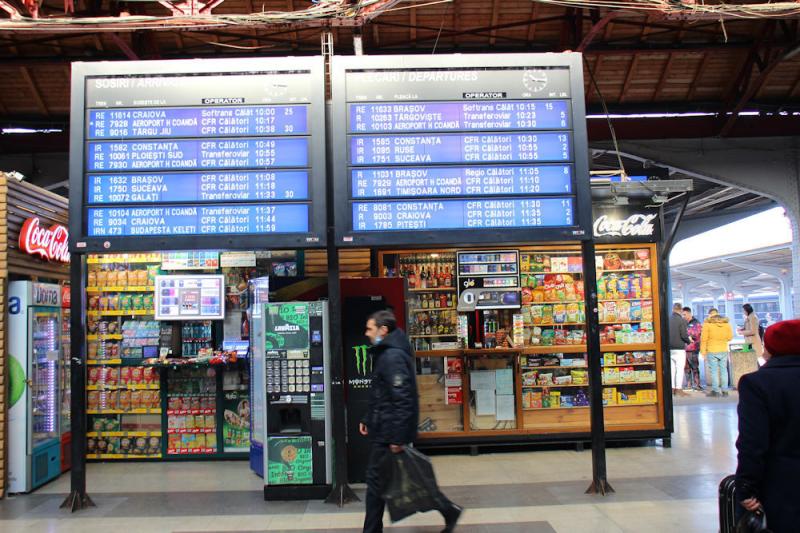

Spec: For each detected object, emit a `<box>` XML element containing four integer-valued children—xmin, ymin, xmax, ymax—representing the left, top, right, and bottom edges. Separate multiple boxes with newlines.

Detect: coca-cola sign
<box><xmin>592</xmin><ymin>208</ymin><xmax>660</xmax><ymax>243</ymax></box>
<box><xmin>19</xmin><ymin>217</ymin><xmax>70</xmax><ymax>263</ymax></box>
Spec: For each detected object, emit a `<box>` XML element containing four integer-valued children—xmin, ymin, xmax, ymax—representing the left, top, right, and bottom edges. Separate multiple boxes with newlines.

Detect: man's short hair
<box><xmin>673</xmin><ymin>303</ymin><xmax>683</xmax><ymax>311</ymax></box>
<box><xmin>709</xmin><ymin>308</ymin><xmax>719</xmax><ymax>315</ymax></box>
<box><xmin>682</xmin><ymin>307</ymin><xmax>692</xmax><ymax>313</ymax></box>
<box><xmin>369</xmin><ymin>309</ymin><xmax>397</xmax><ymax>332</ymax></box>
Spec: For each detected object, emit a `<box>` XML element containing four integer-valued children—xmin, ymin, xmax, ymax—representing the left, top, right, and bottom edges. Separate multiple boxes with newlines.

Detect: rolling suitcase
<box><xmin>719</xmin><ymin>474</ymin><xmax>738</xmax><ymax>533</ymax></box>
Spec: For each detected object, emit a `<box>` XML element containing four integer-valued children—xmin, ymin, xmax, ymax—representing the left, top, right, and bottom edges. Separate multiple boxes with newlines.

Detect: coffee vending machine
<box><xmin>256</xmin><ymin>301</ymin><xmax>332</xmax><ymax>500</ymax></box>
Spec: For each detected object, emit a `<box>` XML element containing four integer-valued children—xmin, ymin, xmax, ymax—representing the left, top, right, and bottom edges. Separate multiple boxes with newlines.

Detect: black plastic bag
<box><xmin>381</xmin><ymin>447</ymin><xmax>445</xmax><ymax>523</ymax></box>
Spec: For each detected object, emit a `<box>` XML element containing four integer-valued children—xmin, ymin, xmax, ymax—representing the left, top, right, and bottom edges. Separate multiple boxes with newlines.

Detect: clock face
<box><xmin>523</xmin><ymin>69</ymin><xmax>548</xmax><ymax>92</ymax></box>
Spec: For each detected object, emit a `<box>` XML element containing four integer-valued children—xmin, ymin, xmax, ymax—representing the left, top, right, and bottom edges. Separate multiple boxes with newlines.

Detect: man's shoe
<box><xmin>721</xmin><ymin>391</ymin><xmax>729</xmax><ymax>397</ymax></box>
<box><xmin>706</xmin><ymin>391</ymin><xmax>720</xmax><ymax>398</ymax></box>
<box><xmin>441</xmin><ymin>503</ymin><xmax>463</xmax><ymax>533</ymax></box>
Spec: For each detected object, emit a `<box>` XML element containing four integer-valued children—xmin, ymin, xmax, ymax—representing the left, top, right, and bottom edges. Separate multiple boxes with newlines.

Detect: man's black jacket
<box><xmin>668</xmin><ymin>311</ymin><xmax>690</xmax><ymax>350</ymax></box>
<box><xmin>362</xmin><ymin>328</ymin><xmax>419</xmax><ymax>445</ymax></box>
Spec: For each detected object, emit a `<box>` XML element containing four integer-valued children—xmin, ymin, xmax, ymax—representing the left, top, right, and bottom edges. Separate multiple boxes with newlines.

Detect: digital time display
<box><xmin>335</xmin><ymin>55</ymin><xmax>589</xmax><ymax>244</ymax></box>
<box><xmin>87</xmin><ymin>204</ymin><xmax>309</xmax><ymax>237</ymax></box>
<box><xmin>87</xmin><ymin>170</ymin><xmax>309</xmax><ymax>204</ymax></box>
<box><xmin>350</xmin><ymin>100</ymin><xmax>570</xmax><ymax>133</ymax></box>
<box><xmin>352</xmin><ymin>198</ymin><xmax>573</xmax><ymax>231</ymax></box>
<box><xmin>73</xmin><ymin>59</ymin><xmax>326</xmax><ymax>248</ymax></box>
<box><xmin>88</xmin><ymin>105</ymin><xmax>308</xmax><ymax>139</ymax></box>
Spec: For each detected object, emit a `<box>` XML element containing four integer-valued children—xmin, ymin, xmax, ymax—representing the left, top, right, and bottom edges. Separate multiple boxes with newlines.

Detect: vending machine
<box><xmin>255</xmin><ymin>301</ymin><xmax>332</xmax><ymax>500</ymax></box>
<box><xmin>248</xmin><ymin>277</ymin><xmax>269</xmax><ymax>476</ymax></box>
<box><xmin>8</xmin><ymin>281</ymin><xmax>63</xmax><ymax>493</ymax></box>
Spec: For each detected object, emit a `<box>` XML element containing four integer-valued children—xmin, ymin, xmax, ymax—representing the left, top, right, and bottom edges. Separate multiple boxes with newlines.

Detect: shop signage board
<box><xmin>69</xmin><ymin>58</ymin><xmax>327</xmax><ymax>253</ymax></box>
<box><xmin>19</xmin><ymin>217</ymin><xmax>70</xmax><ymax>263</ymax></box>
<box><xmin>592</xmin><ymin>206</ymin><xmax>661</xmax><ymax>243</ymax></box>
<box><xmin>331</xmin><ymin>53</ymin><xmax>592</xmax><ymax>247</ymax></box>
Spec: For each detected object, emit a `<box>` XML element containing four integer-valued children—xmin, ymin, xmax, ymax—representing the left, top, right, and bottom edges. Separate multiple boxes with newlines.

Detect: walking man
<box><xmin>700</xmin><ymin>308</ymin><xmax>734</xmax><ymax>397</ymax></box>
<box><xmin>360</xmin><ymin>310</ymin><xmax>462</xmax><ymax>533</ymax></box>
<box><xmin>683</xmin><ymin>306</ymin><xmax>703</xmax><ymax>391</ymax></box>
<box><xmin>669</xmin><ymin>302</ymin><xmax>690</xmax><ymax>396</ymax></box>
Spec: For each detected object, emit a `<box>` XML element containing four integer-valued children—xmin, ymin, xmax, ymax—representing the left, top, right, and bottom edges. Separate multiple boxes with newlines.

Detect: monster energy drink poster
<box><xmin>263</xmin><ymin>303</ymin><xmax>310</xmax><ymax>351</ymax></box>
<box><xmin>343</xmin><ymin>295</ymin><xmax>387</xmax><ymax>482</ymax></box>
<box><xmin>267</xmin><ymin>435</ymin><xmax>312</xmax><ymax>485</ymax></box>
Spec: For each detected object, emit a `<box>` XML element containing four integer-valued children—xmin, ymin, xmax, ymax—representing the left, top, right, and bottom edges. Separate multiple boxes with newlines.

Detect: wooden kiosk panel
<box><xmin>379</xmin><ymin>242</ymin><xmax>667</xmax><ymax>444</ymax></box>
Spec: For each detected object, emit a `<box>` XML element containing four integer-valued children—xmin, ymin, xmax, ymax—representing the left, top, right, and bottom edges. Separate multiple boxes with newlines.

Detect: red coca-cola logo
<box><xmin>19</xmin><ymin>217</ymin><xmax>70</xmax><ymax>263</ymax></box>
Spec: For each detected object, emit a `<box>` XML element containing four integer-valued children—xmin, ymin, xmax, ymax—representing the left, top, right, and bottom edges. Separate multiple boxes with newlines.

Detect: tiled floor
<box><xmin>0</xmin><ymin>392</ymin><xmax>738</xmax><ymax>532</ymax></box>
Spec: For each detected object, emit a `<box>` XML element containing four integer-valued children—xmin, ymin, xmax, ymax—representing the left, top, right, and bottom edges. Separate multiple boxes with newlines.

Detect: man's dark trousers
<box><xmin>363</xmin><ymin>442</ymin><xmax>391</xmax><ymax>533</ymax></box>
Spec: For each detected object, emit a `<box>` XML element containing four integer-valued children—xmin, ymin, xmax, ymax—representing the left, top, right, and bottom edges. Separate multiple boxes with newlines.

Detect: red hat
<box><xmin>763</xmin><ymin>319</ymin><xmax>800</xmax><ymax>357</ymax></box>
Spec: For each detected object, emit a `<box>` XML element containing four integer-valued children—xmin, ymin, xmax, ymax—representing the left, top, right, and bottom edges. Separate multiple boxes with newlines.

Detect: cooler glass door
<box><xmin>30</xmin><ymin>308</ymin><xmax>60</xmax><ymax>448</ymax></box>
<box><xmin>61</xmin><ymin>307</ymin><xmax>71</xmax><ymax>435</ymax></box>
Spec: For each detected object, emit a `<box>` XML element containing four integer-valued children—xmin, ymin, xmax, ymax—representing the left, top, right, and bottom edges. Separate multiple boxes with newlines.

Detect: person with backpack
<box><xmin>738</xmin><ymin>304</ymin><xmax>765</xmax><ymax>359</ymax></box>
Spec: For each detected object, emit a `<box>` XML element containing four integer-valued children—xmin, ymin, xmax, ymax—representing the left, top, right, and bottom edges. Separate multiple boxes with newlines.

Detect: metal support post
<box><xmin>582</xmin><ymin>239</ymin><xmax>614</xmax><ymax>495</ymax></box>
<box><xmin>60</xmin><ymin>255</ymin><xmax>95</xmax><ymax>512</ymax></box>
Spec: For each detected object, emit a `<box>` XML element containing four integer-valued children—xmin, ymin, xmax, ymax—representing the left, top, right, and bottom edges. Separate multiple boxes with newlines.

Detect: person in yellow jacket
<box><xmin>700</xmin><ymin>308</ymin><xmax>734</xmax><ymax>397</ymax></box>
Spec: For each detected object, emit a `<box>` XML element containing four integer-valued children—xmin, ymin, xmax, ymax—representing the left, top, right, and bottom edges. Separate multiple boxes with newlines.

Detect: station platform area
<box><xmin>0</xmin><ymin>393</ymin><xmax>737</xmax><ymax>533</ymax></box>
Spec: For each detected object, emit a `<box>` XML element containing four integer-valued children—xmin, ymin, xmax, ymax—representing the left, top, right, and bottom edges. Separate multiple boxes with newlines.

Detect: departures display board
<box><xmin>69</xmin><ymin>58</ymin><xmax>326</xmax><ymax>252</ymax></box>
<box><xmin>331</xmin><ymin>53</ymin><xmax>592</xmax><ymax>247</ymax></box>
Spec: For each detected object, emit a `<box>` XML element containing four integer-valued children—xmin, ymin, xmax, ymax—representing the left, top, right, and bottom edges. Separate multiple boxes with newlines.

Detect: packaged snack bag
<box><xmin>565</xmin><ymin>282</ymin><xmax>577</xmax><ymax>301</ymax></box>
<box><xmin>541</xmin><ymin>329</ymin><xmax>555</xmax><ymax>346</ymax></box>
<box><xmin>635</xmin><ymin>249</ymin><xmax>650</xmax><ymax>269</ymax></box>
<box><xmin>542</xmin><ymin>305</ymin><xmax>554</xmax><ymax>324</ymax></box>
<box><xmin>553</xmin><ymin>304</ymin><xmax>566</xmax><ymax>324</ymax></box>
<box><xmin>551</xmin><ymin>257</ymin><xmax>568</xmax><ymax>272</ymax></box>
<box><xmin>617</xmin><ymin>301</ymin><xmax>632</xmax><ymax>322</ymax></box>
<box><xmin>130</xmin><ymin>391</ymin><xmax>142</xmax><ymax>410</ymax></box>
<box><xmin>531</xmin><ymin>391</ymin><xmax>543</xmax><ymax>408</ymax></box>
<box><xmin>554</xmin><ymin>275</ymin><xmax>566</xmax><ymax>301</ymax></box>
<box><xmin>131</xmin><ymin>367</ymin><xmax>144</xmax><ymax>384</ymax></box>
<box><xmin>531</xmin><ymin>305</ymin><xmax>544</xmax><ymax>325</ymax></box>
<box><xmin>596</xmin><ymin>278</ymin><xmax>607</xmax><ymax>300</ymax></box>
<box><xmin>603</xmin><ymin>253</ymin><xmax>622</xmax><ymax>271</ymax></box>
<box><xmin>205</xmin><ymin>415</ymin><xmax>216</xmax><ymax>429</ymax></box>
<box><xmin>191</xmin><ymin>397</ymin><xmax>202</xmax><ymax>410</ymax></box>
<box><xmin>554</xmin><ymin>329</ymin><xmax>567</xmax><ymax>345</ymax></box>
<box><xmin>549</xmin><ymin>391</ymin><xmax>561</xmax><ymax>408</ymax></box>
<box><xmin>169</xmin><ymin>434</ymin><xmax>181</xmax><ymax>451</ymax></box>
<box><xmin>132</xmin><ymin>295</ymin><xmax>144</xmax><ymax>310</ymax></box>
<box><xmin>144</xmin><ymin>294</ymin><xmax>154</xmax><ymax>310</ymax></box>
<box><xmin>630</xmin><ymin>300</ymin><xmax>642</xmax><ymax>321</ymax></box>
<box><xmin>566</xmin><ymin>303</ymin><xmax>580</xmax><ymax>323</ymax></box>
<box><xmin>575</xmin><ymin>279</ymin><xmax>585</xmax><ymax>300</ymax></box>
<box><xmin>604</xmin><ymin>302</ymin><xmax>618</xmax><ymax>323</ymax></box>
<box><xmin>621</xmin><ymin>258</ymin><xmax>635</xmax><ymax>270</ymax></box>
<box><xmin>206</xmin><ymin>434</ymin><xmax>217</xmax><ymax>450</ymax></box>
<box><xmin>96</xmin><ymin>270</ymin><xmax>109</xmax><ymax>286</ymax></box>
<box><xmin>532</xmin><ymin>287</ymin><xmax>545</xmax><ymax>303</ymax></box>
<box><xmin>642</xmin><ymin>276</ymin><xmax>652</xmax><ymax>298</ymax></box>
<box><xmin>617</xmin><ymin>276</ymin><xmax>630</xmax><ymax>299</ymax></box>
<box><xmin>642</xmin><ymin>300</ymin><xmax>653</xmax><ymax>321</ymax></box>
<box><xmin>147</xmin><ymin>437</ymin><xmax>160</xmax><ymax>455</ymax></box>
<box><xmin>620</xmin><ymin>366</ymin><xmax>636</xmax><ymax>382</ymax></box>
<box><xmin>521</xmin><ymin>287</ymin><xmax>533</xmax><ymax>305</ymax></box>
<box><xmin>520</xmin><ymin>254</ymin><xmax>530</xmax><ymax>272</ymax></box>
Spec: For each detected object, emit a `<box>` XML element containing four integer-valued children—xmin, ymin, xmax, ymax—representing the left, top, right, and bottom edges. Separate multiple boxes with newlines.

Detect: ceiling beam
<box><xmin>619</xmin><ymin>53</ymin><xmax>640</xmax><ymax>103</ymax></box>
<box><xmin>651</xmin><ymin>52</ymin><xmax>676</xmax><ymax>102</ymax></box>
<box><xmin>526</xmin><ymin>1</ymin><xmax>540</xmax><ymax>43</ymax></box>
<box><xmin>489</xmin><ymin>0</ymin><xmax>500</xmax><ymax>46</ymax></box>
<box><xmin>576</xmin><ymin>10</ymin><xmax>618</xmax><ymax>52</ymax></box>
<box><xmin>19</xmin><ymin>66</ymin><xmax>49</xmax><ymax>116</ymax></box>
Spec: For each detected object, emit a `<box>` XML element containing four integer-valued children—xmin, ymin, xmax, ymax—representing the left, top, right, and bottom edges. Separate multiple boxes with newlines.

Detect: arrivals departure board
<box><xmin>69</xmin><ymin>58</ymin><xmax>327</xmax><ymax>252</ymax></box>
<box><xmin>331</xmin><ymin>54</ymin><xmax>592</xmax><ymax>247</ymax></box>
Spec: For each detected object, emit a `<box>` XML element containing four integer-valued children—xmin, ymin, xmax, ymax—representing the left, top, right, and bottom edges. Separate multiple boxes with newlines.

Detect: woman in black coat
<box><xmin>735</xmin><ymin>318</ymin><xmax>800</xmax><ymax>532</ymax></box>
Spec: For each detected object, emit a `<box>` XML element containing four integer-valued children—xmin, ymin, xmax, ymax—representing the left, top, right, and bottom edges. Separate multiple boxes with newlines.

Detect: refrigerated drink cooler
<box><xmin>8</xmin><ymin>281</ymin><xmax>63</xmax><ymax>493</ymax></box>
<box><xmin>251</xmin><ymin>301</ymin><xmax>333</xmax><ymax>500</ymax></box>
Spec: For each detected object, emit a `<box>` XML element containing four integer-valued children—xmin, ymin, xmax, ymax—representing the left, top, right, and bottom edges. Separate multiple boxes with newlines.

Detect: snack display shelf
<box><xmin>167</xmin><ymin>393</ymin><xmax>214</xmax><ymax>398</ymax></box>
<box><xmin>409</xmin><ymin>334</ymin><xmax>457</xmax><ymax>338</ymax></box>
<box><xmin>88</xmin><ymin>310</ymin><xmax>154</xmax><ymax>317</ymax></box>
<box><xmin>87</xmin><ymin>409</ymin><xmax>161</xmax><ymax>415</ymax></box>
<box><xmin>87</xmin><ymin>359</ymin><xmax>122</xmax><ymax>365</ymax></box>
<box><xmin>599</xmin><ymin>298</ymin><xmax>653</xmax><ymax>303</ymax></box>
<box><xmin>168</xmin><ymin>448</ymin><xmax>216</xmax><ymax>455</ymax></box>
<box><xmin>88</xmin><ymin>431</ymin><xmax>162</xmax><ymax>437</ymax></box>
<box><xmin>87</xmin><ymin>334</ymin><xmax>124</xmax><ymax>341</ymax></box>
<box><xmin>409</xmin><ymin>307</ymin><xmax>456</xmax><ymax>313</ymax></box>
<box><xmin>167</xmin><ymin>409</ymin><xmax>216</xmax><ymax>415</ymax></box>
<box><xmin>597</xmin><ymin>268</ymin><xmax>651</xmax><ymax>273</ymax></box>
<box><xmin>523</xmin><ymin>365</ymin><xmax>587</xmax><ymax>370</ymax></box>
<box><xmin>408</xmin><ymin>287</ymin><xmax>456</xmax><ymax>292</ymax></box>
<box><xmin>528</xmin><ymin>322</ymin><xmax>585</xmax><ymax>327</ymax></box>
<box><xmin>88</xmin><ymin>255</ymin><xmax>161</xmax><ymax>264</ymax></box>
<box><xmin>599</xmin><ymin>320</ymin><xmax>648</xmax><ymax>324</ymax></box>
<box><xmin>524</xmin><ymin>403</ymin><xmax>657</xmax><ymax>411</ymax></box>
<box><xmin>167</xmin><ymin>428</ymin><xmax>215</xmax><ymax>435</ymax></box>
<box><xmin>601</xmin><ymin>343</ymin><xmax>657</xmax><ymax>351</ymax></box>
<box><xmin>522</xmin><ymin>383</ymin><xmax>588</xmax><ymax>389</ymax></box>
<box><xmin>603</xmin><ymin>380</ymin><xmax>657</xmax><ymax>386</ymax></box>
<box><xmin>87</xmin><ymin>384</ymin><xmax>160</xmax><ymax>391</ymax></box>
<box><xmin>524</xmin><ymin>300</ymin><xmax>585</xmax><ymax>305</ymax></box>
<box><xmin>87</xmin><ymin>286</ymin><xmax>155</xmax><ymax>293</ymax></box>
<box><xmin>87</xmin><ymin>453</ymin><xmax>162</xmax><ymax>459</ymax></box>
<box><xmin>521</xmin><ymin>271</ymin><xmax>583</xmax><ymax>276</ymax></box>
<box><xmin>601</xmin><ymin>363</ymin><xmax>656</xmax><ymax>368</ymax></box>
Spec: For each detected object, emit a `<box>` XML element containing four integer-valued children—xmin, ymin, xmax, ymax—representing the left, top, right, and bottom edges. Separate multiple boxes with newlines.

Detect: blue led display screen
<box><xmin>87</xmin><ymin>170</ymin><xmax>309</xmax><ymax>204</ymax></box>
<box><xmin>86</xmin><ymin>138</ymin><xmax>308</xmax><ymax>172</ymax></box>
<box><xmin>350</xmin><ymin>100</ymin><xmax>570</xmax><ymax>133</ymax></box>
<box><xmin>351</xmin><ymin>165</ymin><xmax>572</xmax><ymax>198</ymax></box>
<box><xmin>350</xmin><ymin>133</ymin><xmax>570</xmax><ymax>165</ymax></box>
<box><xmin>353</xmin><ymin>198</ymin><xmax>573</xmax><ymax>231</ymax></box>
<box><xmin>88</xmin><ymin>105</ymin><xmax>308</xmax><ymax>139</ymax></box>
<box><xmin>87</xmin><ymin>203</ymin><xmax>309</xmax><ymax>236</ymax></box>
